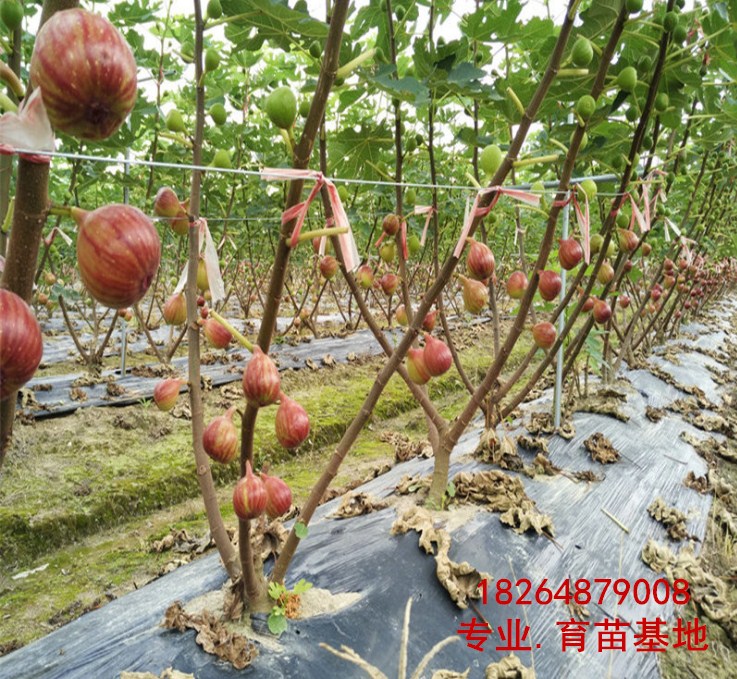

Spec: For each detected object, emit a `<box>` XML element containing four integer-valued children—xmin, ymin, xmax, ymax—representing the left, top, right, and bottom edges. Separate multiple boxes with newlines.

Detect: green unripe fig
<box><xmin>294</xmin><ymin>0</ymin><xmax>308</xmax><ymax>11</ymax></box>
<box><xmin>642</xmin><ymin>133</ymin><xmax>653</xmax><ymax>150</ymax></box>
<box><xmin>205</xmin><ymin>48</ymin><xmax>220</xmax><ymax>72</ymax></box>
<box><xmin>612</xmin><ymin>155</ymin><xmax>625</xmax><ymax>171</ymax></box>
<box><xmin>617</xmin><ymin>66</ymin><xmax>637</xmax><ymax>93</ymax></box>
<box><xmin>207</xmin><ymin>0</ymin><xmax>222</xmax><ymax>20</ymax></box>
<box><xmin>654</xmin><ymin>92</ymin><xmax>669</xmax><ymax>113</ymax></box>
<box><xmin>211</xmin><ymin>149</ymin><xmax>232</xmax><ymax>169</ymax></box>
<box><xmin>265</xmin><ymin>86</ymin><xmax>297</xmax><ymax>129</ymax></box>
<box><xmin>337</xmin><ymin>185</ymin><xmax>350</xmax><ymax>203</ymax></box>
<box><xmin>209</xmin><ymin>103</ymin><xmax>227</xmax><ymax>126</ymax></box>
<box><xmin>578</xmin><ymin>179</ymin><xmax>597</xmax><ymax>202</ymax></box>
<box><xmin>181</xmin><ymin>41</ymin><xmax>195</xmax><ymax>64</ymax></box>
<box><xmin>590</xmin><ymin>233</ymin><xmax>604</xmax><ymax>254</ymax></box>
<box><xmin>415</xmin><ymin>134</ymin><xmax>424</xmax><ymax>147</ymax></box>
<box><xmin>571</xmin><ymin>37</ymin><xmax>594</xmax><ymax>67</ymax></box>
<box><xmin>632</xmin><ymin>152</ymin><xmax>640</xmax><ymax>168</ymax></box>
<box><xmin>626</xmin><ymin>0</ymin><xmax>643</xmax><ymax>13</ymax></box>
<box><xmin>576</xmin><ymin>94</ymin><xmax>596</xmax><ymax>120</ymax></box>
<box><xmin>379</xmin><ymin>241</ymin><xmax>396</xmax><ymax>264</ymax></box>
<box><xmin>479</xmin><ymin>144</ymin><xmax>503</xmax><ymax>176</ymax></box>
<box><xmin>676</xmin><ymin>0</ymin><xmax>685</xmax><ymax>7</ymax></box>
<box><xmin>625</xmin><ymin>106</ymin><xmax>639</xmax><ymax>122</ymax></box>
<box><xmin>334</xmin><ymin>76</ymin><xmax>345</xmax><ymax>87</ymax></box>
<box><xmin>1</xmin><ymin>0</ymin><xmax>23</xmax><ymax>31</ymax></box>
<box><xmin>672</xmin><ymin>24</ymin><xmax>687</xmax><ymax>44</ymax></box>
<box><xmin>309</xmin><ymin>41</ymin><xmax>322</xmax><ymax>59</ymax></box>
<box><xmin>616</xmin><ymin>211</ymin><xmax>630</xmax><ymax>229</ymax></box>
<box><xmin>395</xmin><ymin>5</ymin><xmax>405</xmax><ymax>21</ymax></box>
<box><xmin>166</xmin><ymin>109</ymin><xmax>186</xmax><ymax>133</ymax></box>
<box><xmin>662</xmin><ymin>11</ymin><xmax>678</xmax><ymax>33</ymax></box>
<box><xmin>405</xmin><ymin>188</ymin><xmax>416</xmax><ymax>205</ymax></box>
<box><xmin>606</xmin><ymin>239</ymin><xmax>617</xmax><ymax>258</ymax></box>
<box><xmin>572</xmin><ymin>130</ymin><xmax>588</xmax><ymax>150</ymax></box>
<box><xmin>380</xmin><ymin>0</ymin><xmax>387</xmax><ymax>10</ymax></box>
<box><xmin>299</xmin><ymin>99</ymin><xmax>310</xmax><ymax>118</ymax></box>
<box><xmin>406</xmin><ymin>137</ymin><xmax>417</xmax><ymax>153</ymax></box>
<box><xmin>407</xmin><ymin>234</ymin><xmax>421</xmax><ymax>256</ymax></box>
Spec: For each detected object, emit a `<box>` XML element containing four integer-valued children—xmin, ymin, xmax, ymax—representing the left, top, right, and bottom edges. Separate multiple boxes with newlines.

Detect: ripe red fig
<box><xmin>532</xmin><ymin>321</ymin><xmax>556</xmax><ymax>350</ymax></box>
<box><xmin>379</xmin><ymin>273</ymin><xmax>400</xmax><ymax>295</ymax></box>
<box><xmin>242</xmin><ymin>347</ymin><xmax>280</xmax><ymax>407</ymax></box>
<box><xmin>154</xmin><ymin>187</ymin><xmax>189</xmax><ymax>236</ymax></box>
<box><xmin>651</xmin><ymin>288</ymin><xmax>662</xmax><ymax>301</ymax></box>
<box><xmin>466</xmin><ymin>238</ymin><xmax>495</xmax><ymax>280</ymax></box>
<box><xmin>538</xmin><ymin>270</ymin><xmax>562</xmax><ymax>301</ymax></box>
<box><xmin>663</xmin><ymin>275</ymin><xmax>675</xmax><ymax>289</ymax></box>
<box><xmin>233</xmin><ymin>461</ymin><xmax>267</xmax><ymax>520</ymax></box>
<box><xmin>406</xmin><ymin>347</ymin><xmax>431</xmax><ymax>385</ymax></box>
<box><xmin>203</xmin><ymin>318</ymin><xmax>232</xmax><ymax>348</ymax></box>
<box><xmin>74</xmin><ymin>205</ymin><xmax>161</xmax><ymax>309</ymax></box>
<box><xmin>382</xmin><ymin>213</ymin><xmax>400</xmax><ymax>236</ymax></box>
<box><xmin>558</xmin><ymin>238</ymin><xmax>583</xmax><ymax>270</ymax></box>
<box><xmin>684</xmin><ymin>300</ymin><xmax>692</xmax><ymax>310</ymax></box>
<box><xmin>395</xmin><ymin>304</ymin><xmax>408</xmax><ymax>326</ymax></box>
<box><xmin>30</xmin><ymin>8</ymin><xmax>137</xmax><ymax>140</ymax></box>
<box><xmin>641</xmin><ymin>242</ymin><xmax>652</xmax><ymax>256</ymax></box>
<box><xmin>664</xmin><ymin>258</ymin><xmax>675</xmax><ymax>272</ymax></box>
<box><xmin>0</xmin><ymin>289</ymin><xmax>43</xmax><ymax>401</ymax></box>
<box><xmin>506</xmin><ymin>271</ymin><xmax>528</xmax><ymax>300</ymax></box>
<box><xmin>163</xmin><ymin>293</ymin><xmax>187</xmax><ymax>325</ymax></box>
<box><xmin>275</xmin><ymin>393</ymin><xmax>310</xmax><ymax>449</ymax></box>
<box><xmin>200</xmin><ymin>305</ymin><xmax>210</xmax><ymax>320</ymax></box>
<box><xmin>618</xmin><ymin>295</ymin><xmax>631</xmax><ymax>309</ymax></box>
<box><xmin>261</xmin><ymin>472</ymin><xmax>293</xmax><ymax>518</ymax></box>
<box><xmin>196</xmin><ymin>294</ymin><xmax>206</xmax><ymax>307</ymax></box>
<box><xmin>678</xmin><ymin>258</ymin><xmax>688</xmax><ymax>271</ymax></box>
<box><xmin>203</xmin><ymin>406</ymin><xmax>239</xmax><ymax>464</ymax></box>
<box><xmin>597</xmin><ymin>261</ymin><xmax>614</xmax><ymax>285</ymax></box>
<box><xmin>37</xmin><ymin>292</ymin><xmax>49</xmax><ymax>306</ymax></box>
<box><xmin>319</xmin><ymin>255</ymin><xmax>339</xmax><ymax>280</ymax></box>
<box><xmin>460</xmin><ymin>275</ymin><xmax>489</xmax><ymax>314</ymax></box>
<box><xmin>153</xmin><ymin>377</ymin><xmax>184</xmax><ymax>412</ymax></box>
<box><xmin>674</xmin><ymin>310</ymin><xmax>682</xmax><ymax>319</ymax></box>
<box><xmin>617</xmin><ymin>228</ymin><xmax>639</xmax><ymax>253</ymax></box>
<box><xmin>355</xmin><ymin>264</ymin><xmax>374</xmax><ymax>290</ymax></box>
<box><xmin>593</xmin><ymin>298</ymin><xmax>612</xmax><ymax>324</ymax></box>
<box><xmin>582</xmin><ymin>296</ymin><xmax>594</xmax><ymax>312</ymax></box>
<box><xmin>422</xmin><ymin>309</ymin><xmax>438</xmax><ymax>332</ymax></box>
<box><xmin>623</xmin><ymin>260</ymin><xmax>633</xmax><ymax>273</ymax></box>
<box><xmin>423</xmin><ymin>334</ymin><xmax>452</xmax><ymax>377</ymax></box>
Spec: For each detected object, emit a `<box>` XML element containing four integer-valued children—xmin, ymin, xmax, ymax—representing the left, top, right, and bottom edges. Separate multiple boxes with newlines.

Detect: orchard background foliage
<box><xmin>1</xmin><ymin>0</ymin><xmax>737</xmax><ymax>661</ymax></box>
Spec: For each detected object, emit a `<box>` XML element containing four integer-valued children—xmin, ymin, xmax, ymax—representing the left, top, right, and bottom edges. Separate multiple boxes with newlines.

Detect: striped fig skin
<box><xmin>30</xmin><ymin>9</ymin><xmax>137</xmax><ymax>140</ymax></box>
<box><xmin>0</xmin><ymin>290</ymin><xmax>43</xmax><ymax>401</ymax></box>
<box><xmin>74</xmin><ymin>204</ymin><xmax>161</xmax><ymax>309</ymax></box>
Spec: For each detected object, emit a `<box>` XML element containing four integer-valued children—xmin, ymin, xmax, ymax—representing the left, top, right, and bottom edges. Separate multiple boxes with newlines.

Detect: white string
<box><xmin>13</xmin><ymin>146</ymin><xmax>632</xmax><ymax>198</ymax></box>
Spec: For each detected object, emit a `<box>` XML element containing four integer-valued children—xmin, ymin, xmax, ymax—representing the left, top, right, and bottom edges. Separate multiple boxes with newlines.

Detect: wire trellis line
<box><xmin>12</xmin><ymin>147</ymin><xmax>628</xmax><ymax>197</ymax></box>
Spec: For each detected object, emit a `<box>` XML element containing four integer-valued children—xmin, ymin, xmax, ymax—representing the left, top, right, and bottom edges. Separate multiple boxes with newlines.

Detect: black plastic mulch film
<box><xmin>1</xmin><ymin>299</ymin><xmax>734</xmax><ymax>679</ymax></box>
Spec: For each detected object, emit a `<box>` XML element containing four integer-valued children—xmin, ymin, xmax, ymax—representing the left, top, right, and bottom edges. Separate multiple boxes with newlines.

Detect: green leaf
<box><xmin>446</xmin><ymin>480</ymin><xmax>456</xmax><ymax>498</ymax></box>
<box><xmin>268</xmin><ymin>581</ymin><xmax>284</xmax><ymax>600</ymax></box>
<box><xmin>292</xmin><ymin>578</ymin><xmax>312</xmax><ymax>594</ymax></box>
<box><xmin>267</xmin><ymin>610</ymin><xmax>288</xmax><ymax>635</ymax></box>
<box><xmin>221</xmin><ymin>0</ymin><xmax>330</xmax><ymax>52</ymax></box>
<box><xmin>294</xmin><ymin>521</ymin><xmax>309</xmax><ymax>539</ymax></box>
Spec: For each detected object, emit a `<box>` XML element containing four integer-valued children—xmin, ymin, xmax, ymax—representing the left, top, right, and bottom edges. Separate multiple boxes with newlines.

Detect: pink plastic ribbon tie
<box><xmin>0</xmin><ymin>89</ymin><xmax>55</xmax><ymax>164</ymax></box>
<box><xmin>172</xmin><ymin>219</ymin><xmax>226</xmax><ymax>305</ymax></box>
<box><xmin>453</xmin><ymin>186</ymin><xmax>539</xmax><ymax>258</ymax></box>
<box><xmin>400</xmin><ymin>219</ymin><xmax>408</xmax><ymax>260</ymax></box>
<box><xmin>261</xmin><ymin>168</ymin><xmax>359</xmax><ymax>271</ymax></box>
<box><xmin>415</xmin><ymin>205</ymin><xmax>434</xmax><ymax>246</ymax></box>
